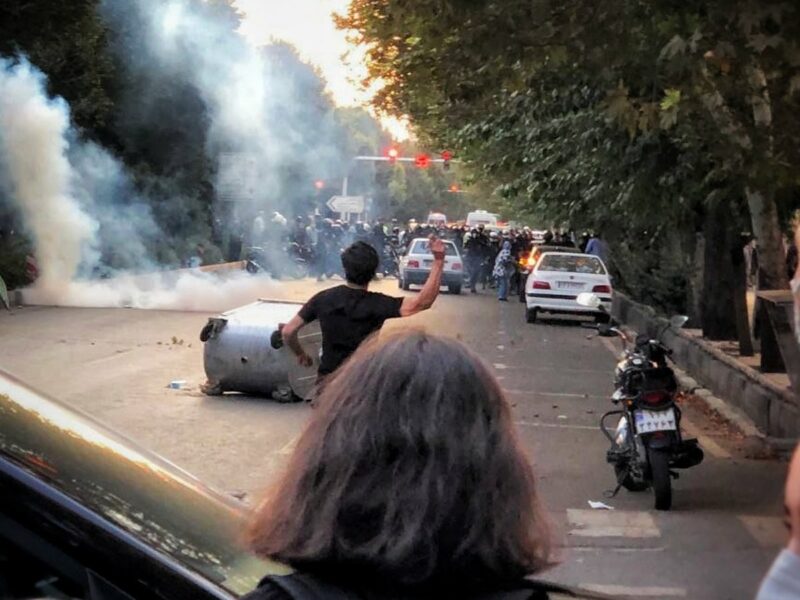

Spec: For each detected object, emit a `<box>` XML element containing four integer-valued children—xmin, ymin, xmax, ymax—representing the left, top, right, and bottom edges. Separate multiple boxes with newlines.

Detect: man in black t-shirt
<box><xmin>281</xmin><ymin>238</ymin><xmax>446</xmax><ymax>378</ymax></box>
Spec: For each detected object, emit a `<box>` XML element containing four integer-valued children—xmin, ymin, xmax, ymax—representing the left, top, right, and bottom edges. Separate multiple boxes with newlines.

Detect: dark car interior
<box><xmin>0</xmin><ymin>512</ymin><xmax>133</xmax><ymax>600</ymax></box>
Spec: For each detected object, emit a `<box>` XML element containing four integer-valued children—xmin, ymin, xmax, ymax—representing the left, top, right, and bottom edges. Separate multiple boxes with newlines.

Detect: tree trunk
<box><xmin>745</xmin><ymin>187</ymin><xmax>789</xmax><ymax>291</ymax></box>
<box><xmin>687</xmin><ymin>230</ymin><xmax>704</xmax><ymax>327</ymax></box>
<box><xmin>701</xmin><ymin>203</ymin><xmax>738</xmax><ymax>340</ymax></box>
<box><xmin>731</xmin><ymin>234</ymin><xmax>754</xmax><ymax>356</ymax></box>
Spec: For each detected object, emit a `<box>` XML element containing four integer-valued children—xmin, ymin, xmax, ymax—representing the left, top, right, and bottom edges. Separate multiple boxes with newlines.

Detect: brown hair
<box><xmin>246</xmin><ymin>330</ymin><xmax>553</xmax><ymax>592</ymax></box>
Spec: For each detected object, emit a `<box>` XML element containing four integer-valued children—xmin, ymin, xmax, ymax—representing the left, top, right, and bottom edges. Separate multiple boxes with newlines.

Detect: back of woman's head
<box><xmin>246</xmin><ymin>330</ymin><xmax>552</xmax><ymax>591</ymax></box>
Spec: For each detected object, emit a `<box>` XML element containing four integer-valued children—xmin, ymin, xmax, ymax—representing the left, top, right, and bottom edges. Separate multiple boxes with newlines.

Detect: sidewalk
<box><xmin>612</xmin><ymin>292</ymin><xmax>799</xmax><ymax>446</ymax></box>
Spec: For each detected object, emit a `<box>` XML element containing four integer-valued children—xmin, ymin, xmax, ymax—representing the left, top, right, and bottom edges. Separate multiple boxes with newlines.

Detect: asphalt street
<box><xmin>0</xmin><ymin>276</ymin><xmax>791</xmax><ymax>599</ymax></box>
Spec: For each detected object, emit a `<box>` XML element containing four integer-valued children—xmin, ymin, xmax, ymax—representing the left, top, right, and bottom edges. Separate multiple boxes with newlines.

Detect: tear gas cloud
<box><xmin>0</xmin><ymin>60</ymin><xmax>98</xmax><ymax>298</ymax></box>
<box><xmin>0</xmin><ymin>0</ymin><xmax>349</xmax><ymax>311</ymax></box>
<box><xmin>21</xmin><ymin>269</ymin><xmax>281</xmax><ymax>313</ymax></box>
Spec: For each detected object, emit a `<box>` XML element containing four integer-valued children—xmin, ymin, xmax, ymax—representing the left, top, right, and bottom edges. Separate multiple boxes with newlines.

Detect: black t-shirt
<box><xmin>298</xmin><ymin>285</ymin><xmax>403</xmax><ymax>375</ymax></box>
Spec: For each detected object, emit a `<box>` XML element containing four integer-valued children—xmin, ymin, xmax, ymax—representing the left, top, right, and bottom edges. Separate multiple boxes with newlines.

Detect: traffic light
<box><xmin>449</xmin><ymin>183</ymin><xmax>460</xmax><ymax>193</ymax></box>
<box><xmin>314</xmin><ymin>180</ymin><xmax>324</xmax><ymax>190</ymax></box>
<box><xmin>414</xmin><ymin>153</ymin><xmax>430</xmax><ymax>168</ymax></box>
<box><xmin>441</xmin><ymin>150</ymin><xmax>453</xmax><ymax>170</ymax></box>
<box><xmin>386</xmin><ymin>147</ymin><xmax>399</xmax><ymax>163</ymax></box>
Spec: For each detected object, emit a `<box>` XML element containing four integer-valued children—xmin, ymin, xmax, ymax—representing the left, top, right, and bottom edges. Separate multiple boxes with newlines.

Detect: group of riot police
<box><xmin>241</xmin><ymin>210</ymin><xmax>603</xmax><ymax>289</ymax></box>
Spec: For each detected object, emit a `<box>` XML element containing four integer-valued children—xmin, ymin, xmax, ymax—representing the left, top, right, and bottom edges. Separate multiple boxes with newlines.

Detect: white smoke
<box><xmin>100</xmin><ymin>0</ymin><xmax>281</xmax><ymax>204</ymax></box>
<box><xmin>0</xmin><ymin>57</ymin><xmax>282</xmax><ymax>312</ymax></box>
<box><xmin>22</xmin><ymin>269</ymin><xmax>281</xmax><ymax>312</ymax></box>
<box><xmin>0</xmin><ymin>2</ymin><xmax>347</xmax><ymax>312</ymax></box>
<box><xmin>0</xmin><ymin>59</ymin><xmax>98</xmax><ymax>296</ymax></box>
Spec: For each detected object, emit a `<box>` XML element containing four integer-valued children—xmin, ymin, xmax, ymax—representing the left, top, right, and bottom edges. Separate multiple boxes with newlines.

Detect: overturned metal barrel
<box><xmin>200</xmin><ymin>299</ymin><xmax>321</xmax><ymax>400</ymax></box>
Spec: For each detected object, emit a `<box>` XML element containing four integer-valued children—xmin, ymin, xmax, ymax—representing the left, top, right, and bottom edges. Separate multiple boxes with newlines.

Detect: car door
<box><xmin>0</xmin><ymin>457</ymin><xmax>233</xmax><ymax>600</ymax></box>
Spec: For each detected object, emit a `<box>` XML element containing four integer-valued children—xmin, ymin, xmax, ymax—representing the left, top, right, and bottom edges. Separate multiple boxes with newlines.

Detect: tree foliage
<box><xmin>0</xmin><ymin>0</ymin><xmax>113</xmax><ymax>130</ymax></box>
<box><xmin>338</xmin><ymin>0</ymin><xmax>800</xmax><ymax>321</ymax></box>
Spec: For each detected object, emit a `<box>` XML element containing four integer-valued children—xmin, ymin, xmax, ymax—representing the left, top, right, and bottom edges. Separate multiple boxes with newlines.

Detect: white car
<box><xmin>399</xmin><ymin>238</ymin><xmax>464</xmax><ymax>295</ymax></box>
<box><xmin>524</xmin><ymin>252</ymin><xmax>612</xmax><ymax>323</ymax></box>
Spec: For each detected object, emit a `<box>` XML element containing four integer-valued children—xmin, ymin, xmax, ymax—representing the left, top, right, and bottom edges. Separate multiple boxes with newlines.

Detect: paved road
<box><xmin>0</xmin><ymin>277</ymin><xmax>790</xmax><ymax>599</ymax></box>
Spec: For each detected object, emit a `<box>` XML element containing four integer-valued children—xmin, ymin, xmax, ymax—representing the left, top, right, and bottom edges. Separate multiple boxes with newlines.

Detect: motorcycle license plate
<box><xmin>634</xmin><ymin>408</ymin><xmax>677</xmax><ymax>433</ymax></box>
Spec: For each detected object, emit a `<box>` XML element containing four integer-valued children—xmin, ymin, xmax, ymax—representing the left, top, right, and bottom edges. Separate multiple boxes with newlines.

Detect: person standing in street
<box><xmin>464</xmin><ymin>228</ymin><xmax>485</xmax><ymax>294</ymax></box>
<box><xmin>493</xmin><ymin>240</ymin><xmax>514</xmax><ymax>302</ymax></box>
<box><xmin>585</xmin><ymin>231</ymin><xmax>609</xmax><ymax>265</ymax></box>
<box><xmin>243</xmin><ymin>331</ymin><xmax>556</xmax><ymax>600</ymax></box>
<box><xmin>279</xmin><ymin>236</ymin><xmax>447</xmax><ymax>383</ymax></box>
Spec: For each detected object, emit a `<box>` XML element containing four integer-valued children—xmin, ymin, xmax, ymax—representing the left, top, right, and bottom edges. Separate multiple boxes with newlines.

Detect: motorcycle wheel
<box><xmin>288</xmin><ymin>261</ymin><xmax>308</xmax><ymax>279</ymax></box>
<box><xmin>614</xmin><ymin>464</ymin><xmax>649</xmax><ymax>492</ymax></box>
<box><xmin>648</xmin><ymin>447</ymin><xmax>672</xmax><ymax>510</ymax></box>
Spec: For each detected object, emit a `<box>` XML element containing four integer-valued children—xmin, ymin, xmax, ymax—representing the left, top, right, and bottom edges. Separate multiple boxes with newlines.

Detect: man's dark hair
<box><xmin>341</xmin><ymin>241</ymin><xmax>379</xmax><ymax>286</ymax></box>
<box><xmin>246</xmin><ymin>331</ymin><xmax>553</xmax><ymax>592</ymax></box>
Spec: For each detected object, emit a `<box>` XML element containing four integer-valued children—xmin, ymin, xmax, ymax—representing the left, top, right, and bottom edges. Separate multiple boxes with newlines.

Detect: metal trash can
<box><xmin>200</xmin><ymin>299</ymin><xmax>321</xmax><ymax>400</ymax></box>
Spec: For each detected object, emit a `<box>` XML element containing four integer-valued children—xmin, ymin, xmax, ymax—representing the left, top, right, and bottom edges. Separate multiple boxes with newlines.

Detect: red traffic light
<box><xmin>386</xmin><ymin>147</ymin><xmax>400</xmax><ymax>162</ymax></box>
<box><xmin>414</xmin><ymin>153</ymin><xmax>430</xmax><ymax>168</ymax></box>
<box><xmin>314</xmin><ymin>180</ymin><xmax>324</xmax><ymax>190</ymax></box>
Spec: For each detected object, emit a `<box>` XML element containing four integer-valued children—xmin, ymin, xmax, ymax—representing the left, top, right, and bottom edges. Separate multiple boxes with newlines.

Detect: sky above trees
<box><xmin>234</xmin><ymin>0</ymin><xmax>410</xmax><ymax>139</ymax></box>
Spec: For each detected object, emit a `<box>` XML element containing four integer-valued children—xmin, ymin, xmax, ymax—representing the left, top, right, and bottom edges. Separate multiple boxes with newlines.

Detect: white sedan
<box><xmin>398</xmin><ymin>238</ymin><xmax>464</xmax><ymax>294</ymax></box>
<box><xmin>523</xmin><ymin>252</ymin><xmax>612</xmax><ymax>323</ymax></box>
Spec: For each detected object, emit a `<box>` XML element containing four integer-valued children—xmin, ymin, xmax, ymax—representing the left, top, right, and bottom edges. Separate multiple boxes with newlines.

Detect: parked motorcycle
<box><xmin>577</xmin><ymin>293</ymin><xmax>704</xmax><ymax>511</ymax></box>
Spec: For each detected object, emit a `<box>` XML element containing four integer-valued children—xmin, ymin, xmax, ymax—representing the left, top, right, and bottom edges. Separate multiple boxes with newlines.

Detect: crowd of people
<box><xmin>238</xmin><ymin>211</ymin><xmax>612</xmax><ymax>304</ymax></box>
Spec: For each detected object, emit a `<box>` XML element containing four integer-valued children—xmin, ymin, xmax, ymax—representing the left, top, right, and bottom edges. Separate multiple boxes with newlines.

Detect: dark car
<box><xmin>0</xmin><ymin>369</ymin><xmax>283</xmax><ymax>599</ymax></box>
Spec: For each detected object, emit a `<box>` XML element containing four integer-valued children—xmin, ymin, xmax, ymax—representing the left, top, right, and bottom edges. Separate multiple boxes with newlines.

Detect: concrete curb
<box><xmin>612</xmin><ymin>292</ymin><xmax>799</xmax><ymax>442</ymax></box>
<box><xmin>672</xmin><ymin>366</ymin><xmax>763</xmax><ymax>439</ymax></box>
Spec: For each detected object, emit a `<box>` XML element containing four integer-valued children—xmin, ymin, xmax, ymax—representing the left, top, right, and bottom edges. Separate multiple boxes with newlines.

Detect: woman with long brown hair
<box><xmin>243</xmin><ymin>330</ymin><xmax>559</xmax><ymax>599</ymax></box>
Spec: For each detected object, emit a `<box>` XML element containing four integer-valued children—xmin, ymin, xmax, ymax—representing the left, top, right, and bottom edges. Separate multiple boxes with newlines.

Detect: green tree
<box><xmin>338</xmin><ymin>0</ymin><xmax>800</xmax><ymax>331</ymax></box>
<box><xmin>0</xmin><ymin>0</ymin><xmax>113</xmax><ymax>131</ymax></box>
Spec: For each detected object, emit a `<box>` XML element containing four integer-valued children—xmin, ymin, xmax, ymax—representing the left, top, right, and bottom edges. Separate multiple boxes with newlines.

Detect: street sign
<box><xmin>327</xmin><ymin>195</ymin><xmax>365</xmax><ymax>213</ymax></box>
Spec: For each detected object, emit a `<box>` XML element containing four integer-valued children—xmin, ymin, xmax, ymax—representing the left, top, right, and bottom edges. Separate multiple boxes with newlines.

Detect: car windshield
<box><xmin>538</xmin><ymin>254</ymin><xmax>606</xmax><ymax>275</ymax></box>
<box><xmin>411</xmin><ymin>240</ymin><xmax>458</xmax><ymax>256</ymax></box>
